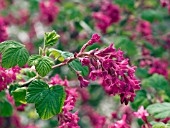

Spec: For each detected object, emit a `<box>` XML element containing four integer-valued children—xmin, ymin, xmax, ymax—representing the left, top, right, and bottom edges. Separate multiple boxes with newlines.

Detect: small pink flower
<box><xmin>160</xmin><ymin>0</ymin><xmax>169</xmax><ymax>7</ymax></box>
<box><xmin>88</xmin><ymin>33</ymin><xmax>100</xmax><ymax>45</ymax></box>
<box><xmin>109</xmin><ymin>114</ymin><xmax>130</xmax><ymax>128</ymax></box>
<box><xmin>134</xmin><ymin>106</ymin><xmax>149</xmax><ymax>120</ymax></box>
<box><xmin>80</xmin><ymin>58</ymin><xmax>90</xmax><ymax>66</ymax></box>
<box><xmin>78</xmin><ymin>75</ymin><xmax>89</xmax><ymax>88</ymax></box>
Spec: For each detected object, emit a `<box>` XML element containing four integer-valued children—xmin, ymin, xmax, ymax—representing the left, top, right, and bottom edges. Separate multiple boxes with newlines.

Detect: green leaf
<box><xmin>8</xmin><ymin>84</ymin><xmax>19</xmax><ymax>95</ymax></box>
<box><xmin>0</xmin><ymin>40</ymin><xmax>22</xmax><ymax>52</ymax></box>
<box><xmin>28</xmin><ymin>55</ymin><xmax>54</xmax><ymax>77</ymax></box>
<box><xmin>114</xmin><ymin>36</ymin><xmax>137</xmax><ymax>57</ymax></box>
<box><xmin>0</xmin><ymin>91</ymin><xmax>6</xmax><ymax>98</ymax></box>
<box><xmin>114</xmin><ymin>0</ymin><xmax>134</xmax><ymax>11</ymax></box>
<box><xmin>69</xmin><ymin>59</ymin><xmax>89</xmax><ymax>76</ymax></box>
<box><xmin>131</xmin><ymin>90</ymin><xmax>150</xmax><ymax>110</ymax></box>
<box><xmin>0</xmin><ymin>99</ymin><xmax>13</xmax><ymax>117</ymax></box>
<box><xmin>44</xmin><ymin>30</ymin><xmax>60</xmax><ymax>47</ymax></box>
<box><xmin>135</xmin><ymin>68</ymin><xmax>150</xmax><ymax>78</ymax></box>
<box><xmin>0</xmin><ymin>40</ymin><xmax>29</xmax><ymax>68</ymax></box>
<box><xmin>48</xmin><ymin>48</ymin><xmax>65</xmax><ymax>61</ymax></box>
<box><xmin>12</xmin><ymin>87</ymin><xmax>27</xmax><ymax>104</ymax></box>
<box><xmin>146</xmin><ymin>102</ymin><xmax>170</xmax><ymax>119</ymax></box>
<box><xmin>26</xmin><ymin>80</ymin><xmax>66</xmax><ymax>120</ymax></box>
<box><xmin>20</xmin><ymin>68</ymin><xmax>36</xmax><ymax>78</ymax></box>
<box><xmin>35</xmin><ymin>56</ymin><xmax>54</xmax><ymax>77</ymax></box>
<box><xmin>141</xmin><ymin>9</ymin><xmax>162</xmax><ymax>23</ymax></box>
<box><xmin>152</xmin><ymin>122</ymin><xmax>166</xmax><ymax>128</ymax></box>
<box><xmin>61</xmin><ymin>51</ymin><xmax>89</xmax><ymax>76</ymax></box>
<box><xmin>28</xmin><ymin>55</ymin><xmax>41</xmax><ymax>66</ymax></box>
<box><xmin>142</xmin><ymin>74</ymin><xmax>168</xmax><ymax>90</ymax></box>
<box><xmin>49</xmin><ymin>50</ymin><xmax>89</xmax><ymax>76</ymax></box>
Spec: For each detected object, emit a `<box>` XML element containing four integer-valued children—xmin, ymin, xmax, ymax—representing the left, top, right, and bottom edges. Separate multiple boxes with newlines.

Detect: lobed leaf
<box><xmin>0</xmin><ymin>40</ymin><xmax>29</xmax><ymax>68</ymax></box>
<box><xmin>44</xmin><ymin>30</ymin><xmax>60</xmax><ymax>47</ymax></box>
<box><xmin>28</xmin><ymin>56</ymin><xmax>54</xmax><ymax>77</ymax></box>
<box><xmin>26</xmin><ymin>80</ymin><xmax>66</xmax><ymax>120</ymax></box>
<box><xmin>146</xmin><ymin>102</ymin><xmax>170</xmax><ymax>119</ymax></box>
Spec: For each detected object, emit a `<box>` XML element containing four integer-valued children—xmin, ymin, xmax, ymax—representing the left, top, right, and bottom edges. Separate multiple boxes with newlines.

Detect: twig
<box><xmin>20</xmin><ymin>75</ymin><xmax>38</xmax><ymax>87</ymax></box>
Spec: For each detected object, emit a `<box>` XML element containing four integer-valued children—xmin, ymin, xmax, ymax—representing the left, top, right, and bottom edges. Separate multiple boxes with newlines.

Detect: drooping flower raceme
<box><xmin>77</xmin><ymin>34</ymin><xmax>140</xmax><ymax>105</ymax></box>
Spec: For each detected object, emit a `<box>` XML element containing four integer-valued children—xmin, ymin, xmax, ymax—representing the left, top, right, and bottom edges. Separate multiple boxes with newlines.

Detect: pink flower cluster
<box><xmin>78</xmin><ymin>34</ymin><xmax>140</xmax><ymax>105</ymax></box>
<box><xmin>134</xmin><ymin>106</ymin><xmax>149</xmax><ymax>120</ymax></box>
<box><xmin>0</xmin><ymin>16</ymin><xmax>8</xmax><ymax>42</ymax></box>
<box><xmin>49</xmin><ymin>74</ymin><xmax>68</xmax><ymax>86</ymax></box>
<box><xmin>162</xmin><ymin>33</ymin><xmax>170</xmax><ymax>49</ymax></box>
<box><xmin>5</xmin><ymin>9</ymin><xmax>29</xmax><ymax>26</ymax></box>
<box><xmin>140</xmin><ymin>57</ymin><xmax>169</xmax><ymax>79</ymax></box>
<box><xmin>136</xmin><ymin>20</ymin><xmax>152</xmax><ymax>37</ymax></box>
<box><xmin>39</xmin><ymin>1</ymin><xmax>59</xmax><ymax>25</ymax></box>
<box><xmin>92</xmin><ymin>2</ymin><xmax>120</xmax><ymax>33</ymax></box>
<box><xmin>149</xmin><ymin>59</ymin><xmax>169</xmax><ymax>79</ymax></box>
<box><xmin>134</xmin><ymin>106</ymin><xmax>151</xmax><ymax>128</ymax></box>
<box><xmin>0</xmin><ymin>66</ymin><xmax>20</xmax><ymax>91</ymax></box>
<box><xmin>160</xmin><ymin>0</ymin><xmax>170</xmax><ymax>14</ymax></box>
<box><xmin>58</xmin><ymin>88</ymin><xmax>79</xmax><ymax>128</ymax></box>
<box><xmin>109</xmin><ymin>114</ymin><xmax>130</xmax><ymax>128</ymax></box>
<box><xmin>0</xmin><ymin>0</ymin><xmax>7</xmax><ymax>11</ymax></box>
<box><xmin>82</xmin><ymin>105</ymin><xmax>106</xmax><ymax>128</ymax></box>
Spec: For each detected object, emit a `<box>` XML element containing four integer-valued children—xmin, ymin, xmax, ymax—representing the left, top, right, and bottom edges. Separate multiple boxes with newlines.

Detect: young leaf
<box><xmin>12</xmin><ymin>87</ymin><xmax>27</xmax><ymax>104</ymax></box>
<box><xmin>49</xmin><ymin>50</ymin><xmax>89</xmax><ymax>76</ymax></box>
<box><xmin>0</xmin><ymin>99</ymin><xmax>13</xmax><ymax>117</ymax></box>
<box><xmin>35</xmin><ymin>56</ymin><xmax>54</xmax><ymax>77</ymax></box>
<box><xmin>28</xmin><ymin>55</ymin><xmax>42</xmax><ymax>66</ymax></box>
<box><xmin>0</xmin><ymin>40</ymin><xmax>29</xmax><ymax>68</ymax></box>
<box><xmin>48</xmin><ymin>48</ymin><xmax>65</xmax><ymax>61</ymax></box>
<box><xmin>146</xmin><ymin>102</ymin><xmax>170</xmax><ymax>119</ymax></box>
<box><xmin>28</xmin><ymin>55</ymin><xmax>54</xmax><ymax>77</ymax></box>
<box><xmin>44</xmin><ymin>30</ymin><xmax>60</xmax><ymax>47</ymax></box>
<box><xmin>26</xmin><ymin>80</ymin><xmax>66</xmax><ymax>120</ymax></box>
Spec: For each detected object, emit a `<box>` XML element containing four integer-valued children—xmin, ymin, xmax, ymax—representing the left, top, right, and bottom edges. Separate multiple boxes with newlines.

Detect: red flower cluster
<box><xmin>109</xmin><ymin>114</ymin><xmax>130</xmax><ymax>128</ymax></box>
<box><xmin>82</xmin><ymin>105</ymin><xmax>106</xmax><ymax>128</ymax></box>
<box><xmin>149</xmin><ymin>59</ymin><xmax>169</xmax><ymax>79</ymax></box>
<box><xmin>58</xmin><ymin>88</ymin><xmax>79</xmax><ymax>128</ymax></box>
<box><xmin>39</xmin><ymin>1</ymin><xmax>59</xmax><ymax>25</ymax></box>
<box><xmin>78</xmin><ymin>34</ymin><xmax>140</xmax><ymax>105</ymax></box>
<box><xmin>0</xmin><ymin>66</ymin><xmax>20</xmax><ymax>91</ymax></box>
<box><xmin>92</xmin><ymin>2</ymin><xmax>120</xmax><ymax>33</ymax></box>
<box><xmin>136</xmin><ymin>20</ymin><xmax>152</xmax><ymax>37</ymax></box>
